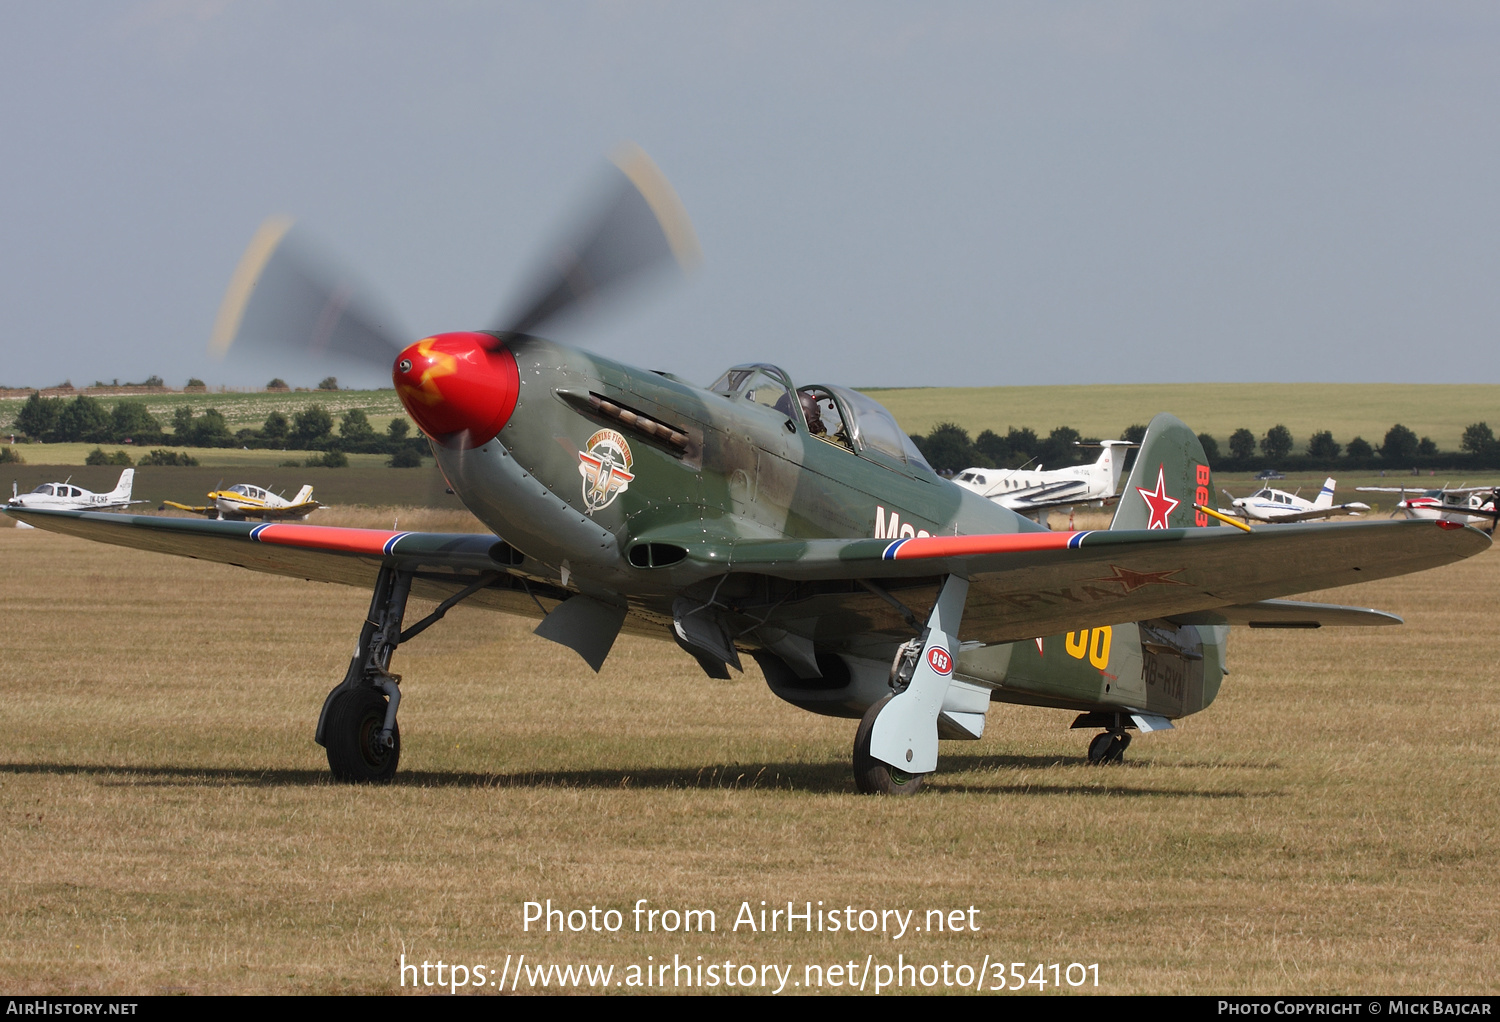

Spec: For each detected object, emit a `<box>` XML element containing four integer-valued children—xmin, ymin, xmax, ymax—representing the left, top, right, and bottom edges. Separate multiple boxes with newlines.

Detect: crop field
<box><xmin>1</xmin><ymin>521</ymin><xmax>1496</xmax><ymax>995</ymax></box>
<box><xmin>865</xmin><ymin>382</ymin><xmax>1500</xmax><ymax>452</ymax></box>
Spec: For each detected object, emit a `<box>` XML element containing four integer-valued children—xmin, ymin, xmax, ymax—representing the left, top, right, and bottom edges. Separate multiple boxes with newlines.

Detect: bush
<box><xmin>1380</xmin><ymin>424</ymin><xmax>1419</xmax><ymax>462</ymax></box>
<box><xmin>305</xmin><ymin>450</ymin><xmax>348</xmax><ymax>468</ymax></box>
<box><xmin>292</xmin><ymin>404</ymin><xmax>333</xmax><ymax>444</ymax></box>
<box><xmin>317</xmin><ymin>376</ymin><xmax>339</xmax><ymax>391</ymax></box>
<box><xmin>85</xmin><ymin>448</ymin><xmax>134</xmax><ymax>466</ymax></box>
<box><xmin>1197</xmin><ymin>433</ymin><xmax>1220</xmax><ymax>464</ymax></box>
<box><xmin>388</xmin><ymin>447</ymin><xmax>423</xmax><ymax>468</ymax></box>
<box><xmin>1261</xmin><ymin>425</ymin><xmax>1293</xmax><ymax>460</ymax></box>
<box><xmin>279</xmin><ymin>459</ymin><xmax>302</xmax><ymax>468</ymax></box>
<box><xmin>267</xmin><ymin>378</ymin><xmax>288</xmax><ymax>390</ymax></box>
<box><xmin>1228</xmin><ymin>428</ymin><xmax>1256</xmax><ymax>461</ymax></box>
<box><xmin>0</xmin><ymin>447</ymin><xmax>24</xmax><ymax>464</ymax></box>
<box><xmin>1306</xmin><ymin>430</ymin><xmax>1341</xmax><ymax>459</ymax></box>
<box><xmin>138</xmin><ymin>449</ymin><xmax>200</xmax><ymax>467</ymax></box>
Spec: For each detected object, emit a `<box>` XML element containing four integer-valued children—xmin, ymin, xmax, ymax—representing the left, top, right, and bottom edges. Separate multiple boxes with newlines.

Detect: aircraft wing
<box><xmin>705</xmin><ymin>519</ymin><xmax>1487</xmax><ymax>646</ymax></box>
<box><xmin>1249</xmin><ymin>504</ymin><xmax>1370</xmax><ymax>524</ymax></box>
<box><xmin>996</xmin><ymin>479</ymin><xmax>1088</xmax><ymax>509</ymax></box>
<box><xmin>258</xmin><ymin>501</ymin><xmax>324</xmax><ymax>520</ymax></box>
<box><xmin>3</xmin><ymin>507</ymin><xmax>561</xmax><ymax>615</ymax></box>
<box><xmin>159</xmin><ymin>501</ymin><xmax>219</xmax><ymax>517</ymax></box>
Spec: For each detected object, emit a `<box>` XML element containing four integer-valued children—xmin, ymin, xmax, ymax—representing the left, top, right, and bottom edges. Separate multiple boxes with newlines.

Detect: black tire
<box><xmin>852</xmin><ymin>694</ymin><xmax>927</xmax><ymax>795</ymax></box>
<box><xmin>1087</xmin><ymin>731</ymin><xmax>1128</xmax><ymax>765</ymax></box>
<box><xmin>325</xmin><ymin>687</ymin><xmax>400</xmax><ymax>783</ymax></box>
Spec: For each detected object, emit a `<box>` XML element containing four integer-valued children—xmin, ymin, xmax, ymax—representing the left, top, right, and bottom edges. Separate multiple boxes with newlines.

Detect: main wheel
<box><xmin>852</xmin><ymin>694</ymin><xmax>927</xmax><ymax>795</ymax></box>
<box><xmin>1087</xmin><ymin>731</ymin><xmax>1129</xmax><ymax>765</ymax></box>
<box><xmin>325</xmin><ymin>687</ymin><xmax>400</xmax><ymax>782</ymax></box>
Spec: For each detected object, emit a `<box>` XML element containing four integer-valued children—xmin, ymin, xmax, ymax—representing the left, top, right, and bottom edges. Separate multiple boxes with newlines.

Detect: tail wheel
<box><xmin>852</xmin><ymin>694</ymin><xmax>927</xmax><ymax>796</ymax></box>
<box><xmin>1087</xmin><ymin>731</ymin><xmax>1130</xmax><ymax>765</ymax></box>
<box><xmin>326</xmin><ymin>688</ymin><xmax>400</xmax><ymax>783</ymax></box>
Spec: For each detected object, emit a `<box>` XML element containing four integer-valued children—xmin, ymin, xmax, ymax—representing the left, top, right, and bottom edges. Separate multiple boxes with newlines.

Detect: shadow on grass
<box><xmin>0</xmin><ymin>753</ymin><xmax>1258</xmax><ymax>798</ymax></box>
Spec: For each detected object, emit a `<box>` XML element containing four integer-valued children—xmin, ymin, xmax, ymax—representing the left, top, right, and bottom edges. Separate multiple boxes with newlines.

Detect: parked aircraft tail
<box><xmin>292</xmin><ymin>484</ymin><xmax>314</xmax><ymax>505</ymax></box>
<box><xmin>109</xmin><ymin>469</ymin><xmax>135</xmax><ymax>502</ymax></box>
<box><xmin>1109</xmin><ymin>414</ymin><xmax>1217</xmax><ymax>531</ymax></box>
<box><xmin>1313</xmin><ymin>478</ymin><xmax>1337</xmax><ymax>510</ymax></box>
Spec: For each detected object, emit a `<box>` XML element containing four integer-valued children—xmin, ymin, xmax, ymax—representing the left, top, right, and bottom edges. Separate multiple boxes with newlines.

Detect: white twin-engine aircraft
<box><xmin>8</xmin><ymin>469</ymin><xmax>140</xmax><ymax>513</ymax></box>
<box><xmin>952</xmin><ymin>441</ymin><xmax>1134</xmax><ymax>517</ymax></box>
<box><xmin>1220</xmin><ymin>478</ymin><xmax>1369</xmax><ymax>523</ymax></box>
<box><xmin>162</xmin><ymin>483</ymin><xmax>322</xmax><ymax>522</ymax></box>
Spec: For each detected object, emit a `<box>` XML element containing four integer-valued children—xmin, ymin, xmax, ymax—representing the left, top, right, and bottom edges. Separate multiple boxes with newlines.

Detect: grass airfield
<box><xmin>2</xmin><ymin>519</ymin><xmax>1497</xmax><ymax>994</ymax></box>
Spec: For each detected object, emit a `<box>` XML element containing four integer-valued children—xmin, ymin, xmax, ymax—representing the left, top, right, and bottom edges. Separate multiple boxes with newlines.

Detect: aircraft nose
<box><xmin>392</xmin><ymin>332</ymin><xmax>520</xmax><ymax>447</ymax></box>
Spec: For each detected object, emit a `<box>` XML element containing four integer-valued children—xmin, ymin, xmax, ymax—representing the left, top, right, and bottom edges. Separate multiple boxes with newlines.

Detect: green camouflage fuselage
<box><xmin>432</xmin><ymin>336</ymin><xmax>1225</xmax><ymax>724</ymax></box>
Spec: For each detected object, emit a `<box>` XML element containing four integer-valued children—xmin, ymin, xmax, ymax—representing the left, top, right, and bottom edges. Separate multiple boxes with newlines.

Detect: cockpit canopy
<box><xmin>709</xmin><ymin>363</ymin><xmax>931</xmax><ymax>471</ymax></box>
<box><xmin>227</xmin><ymin>484</ymin><xmax>269</xmax><ymax>501</ymax></box>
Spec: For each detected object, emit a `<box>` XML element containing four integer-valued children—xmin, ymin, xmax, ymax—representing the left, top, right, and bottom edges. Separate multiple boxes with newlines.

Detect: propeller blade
<box><xmin>209</xmin><ymin>217</ymin><xmax>408</xmax><ymax>368</ymax></box>
<box><xmin>495</xmin><ymin>143</ymin><xmax>700</xmax><ymax>338</ymax></box>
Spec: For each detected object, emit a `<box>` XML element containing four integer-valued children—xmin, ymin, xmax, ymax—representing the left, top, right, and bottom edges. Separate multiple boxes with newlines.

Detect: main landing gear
<box><xmin>852</xmin><ymin>575</ymin><xmax>971</xmax><ymax>796</ymax></box>
<box><xmin>316</xmin><ymin>566</ymin><xmax>496</xmax><ymax>782</ymax></box>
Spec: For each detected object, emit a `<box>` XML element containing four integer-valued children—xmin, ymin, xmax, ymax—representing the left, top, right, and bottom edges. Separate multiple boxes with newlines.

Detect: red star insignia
<box><xmin>1136</xmin><ymin>464</ymin><xmax>1181</xmax><ymax>529</ymax></box>
<box><xmin>1086</xmin><ymin>564</ymin><xmax>1190</xmax><ymax>593</ymax></box>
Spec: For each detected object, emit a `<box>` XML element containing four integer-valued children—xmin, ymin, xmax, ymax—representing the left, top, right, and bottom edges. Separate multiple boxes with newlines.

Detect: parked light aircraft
<box><xmin>953</xmin><ymin>441</ymin><xmax>1134</xmax><ymax>517</ymax></box>
<box><xmin>6</xmin><ymin>148</ymin><xmax>1488</xmax><ymax>793</ymax></box>
<box><xmin>1220</xmin><ymin>478</ymin><xmax>1370</xmax><ymax>523</ymax></box>
<box><xmin>1355</xmin><ymin>485</ymin><xmax>1500</xmax><ymax>528</ymax></box>
<box><xmin>7</xmin><ymin>469</ymin><xmax>140</xmax><ymax>512</ymax></box>
<box><xmin>162</xmin><ymin>483</ymin><xmax>321</xmax><ymax>521</ymax></box>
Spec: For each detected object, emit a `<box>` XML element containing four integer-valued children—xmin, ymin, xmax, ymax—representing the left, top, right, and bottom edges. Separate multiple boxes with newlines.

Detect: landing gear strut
<box><xmin>316</xmin><ymin>566</ymin><xmax>497</xmax><ymax>783</ymax></box>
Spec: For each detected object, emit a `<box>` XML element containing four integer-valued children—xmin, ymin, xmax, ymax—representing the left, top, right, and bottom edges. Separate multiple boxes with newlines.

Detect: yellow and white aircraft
<box><xmin>163</xmin><ymin>483</ymin><xmax>322</xmax><ymax>521</ymax></box>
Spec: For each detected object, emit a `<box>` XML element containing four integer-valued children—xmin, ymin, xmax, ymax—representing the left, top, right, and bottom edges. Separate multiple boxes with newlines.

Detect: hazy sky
<box><xmin>3</xmin><ymin>2</ymin><xmax>1499</xmax><ymax>390</ymax></box>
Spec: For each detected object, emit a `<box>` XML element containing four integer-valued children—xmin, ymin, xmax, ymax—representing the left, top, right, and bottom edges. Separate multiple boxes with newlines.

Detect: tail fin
<box><xmin>1097</xmin><ymin>440</ymin><xmax>1133</xmax><ymax>495</ymax></box>
<box><xmin>292</xmin><ymin>484</ymin><xmax>314</xmax><ymax>505</ymax></box>
<box><xmin>1313</xmin><ymin>478</ymin><xmax>1336</xmax><ymax>510</ymax></box>
<box><xmin>1110</xmin><ymin>413</ymin><xmax>1217</xmax><ymax>531</ymax></box>
<box><xmin>109</xmin><ymin>469</ymin><xmax>134</xmax><ymax>501</ymax></box>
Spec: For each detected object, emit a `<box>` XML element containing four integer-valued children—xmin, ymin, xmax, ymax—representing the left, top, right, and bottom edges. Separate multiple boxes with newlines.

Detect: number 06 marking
<box><xmin>1064</xmin><ymin>626</ymin><xmax>1112</xmax><ymax>670</ymax></box>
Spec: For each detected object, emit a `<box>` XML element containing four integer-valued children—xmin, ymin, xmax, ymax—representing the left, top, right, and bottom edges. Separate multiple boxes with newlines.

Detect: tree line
<box><xmin>10</xmin><ymin>392</ymin><xmax>424</xmax><ymax>458</ymax></box>
<box><xmin>910</xmin><ymin>421</ymin><xmax>1500</xmax><ymax>475</ymax></box>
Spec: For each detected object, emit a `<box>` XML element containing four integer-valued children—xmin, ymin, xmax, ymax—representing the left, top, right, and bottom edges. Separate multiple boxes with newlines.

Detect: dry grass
<box><xmin>1</xmin><ymin>526</ymin><xmax>1497</xmax><ymax>994</ymax></box>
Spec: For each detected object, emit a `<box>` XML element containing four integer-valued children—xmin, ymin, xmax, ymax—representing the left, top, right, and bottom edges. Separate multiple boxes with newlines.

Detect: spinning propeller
<box><xmin>209</xmin><ymin>144</ymin><xmax>699</xmax><ymax>446</ymax></box>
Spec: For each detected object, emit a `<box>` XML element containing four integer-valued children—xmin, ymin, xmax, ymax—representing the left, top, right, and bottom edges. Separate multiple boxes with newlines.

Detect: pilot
<box><xmin>799</xmin><ymin>389</ymin><xmax>826</xmax><ymax>436</ymax></box>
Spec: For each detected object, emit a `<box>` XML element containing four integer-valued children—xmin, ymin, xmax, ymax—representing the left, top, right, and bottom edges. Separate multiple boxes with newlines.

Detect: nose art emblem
<box><xmin>577</xmin><ymin>429</ymin><xmax>635</xmax><ymax>514</ymax></box>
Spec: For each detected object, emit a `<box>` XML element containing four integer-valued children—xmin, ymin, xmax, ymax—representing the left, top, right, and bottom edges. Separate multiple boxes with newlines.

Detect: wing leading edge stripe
<box><xmin>885</xmin><ymin>531</ymin><xmax>1096</xmax><ymax>561</ymax></box>
<box><xmin>251</xmin><ymin>523</ymin><xmax>407</xmax><ymax>555</ymax></box>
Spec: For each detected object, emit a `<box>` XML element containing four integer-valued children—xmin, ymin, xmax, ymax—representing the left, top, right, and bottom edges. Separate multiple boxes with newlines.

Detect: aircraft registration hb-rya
<box><xmin>6</xmin><ymin>147</ymin><xmax>1489</xmax><ymax>793</ymax></box>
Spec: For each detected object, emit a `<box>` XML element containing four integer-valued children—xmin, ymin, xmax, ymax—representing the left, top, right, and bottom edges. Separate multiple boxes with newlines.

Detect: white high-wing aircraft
<box><xmin>7</xmin><ymin>469</ymin><xmax>140</xmax><ymax>512</ymax></box>
<box><xmin>952</xmin><ymin>441</ymin><xmax>1134</xmax><ymax>516</ymax></box>
<box><xmin>1220</xmin><ymin>478</ymin><xmax>1369</xmax><ymax>523</ymax></box>
<box><xmin>1355</xmin><ymin>485</ymin><xmax>1500</xmax><ymax>527</ymax></box>
<box><xmin>162</xmin><ymin>483</ymin><xmax>322</xmax><ymax>522</ymax></box>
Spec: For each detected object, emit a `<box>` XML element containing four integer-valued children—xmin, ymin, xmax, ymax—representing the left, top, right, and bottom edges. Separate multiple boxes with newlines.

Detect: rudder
<box><xmin>1110</xmin><ymin>413</ymin><xmax>1217</xmax><ymax>531</ymax></box>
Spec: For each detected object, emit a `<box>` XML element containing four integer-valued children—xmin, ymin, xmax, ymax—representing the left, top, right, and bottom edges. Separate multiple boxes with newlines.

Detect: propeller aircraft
<box><xmin>1219</xmin><ymin>478</ymin><xmax>1370</xmax><ymax>523</ymax></box>
<box><xmin>953</xmin><ymin>441</ymin><xmax>1134</xmax><ymax>518</ymax></box>
<box><xmin>1356</xmin><ymin>485</ymin><xmax>1500</xmax><ymax>530</ymax></box>
<box><xmin>5</xmin><ymin>147</ymin><xmax>1490</xmax><ymax>793</ymax></box>
<box><xmin>8</xmin><ymin>469</ymin><xmax>141</xmax><ymax>513</ymax></box>
<box><xmin>163</xmin><ymin>483</ymin><xmax>322</xmax><ymax>522</ymax></box>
